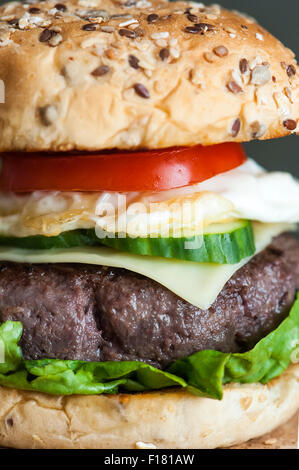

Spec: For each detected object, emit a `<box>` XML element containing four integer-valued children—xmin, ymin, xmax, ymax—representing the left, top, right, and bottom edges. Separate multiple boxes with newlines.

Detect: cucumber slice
<box><xmin>100</xmin><ymin>220</ymin><xmax>255</xmax><ymax>264</ymax></box>
<box><xmin>0</xmin><ymin>220</ymin><xmax>255</xmax><ymax>264</ymax></box>
<box><xmin>0</xmin><ymin>229</ymin><xmax>100</xmax><ymax>250</ymax></box>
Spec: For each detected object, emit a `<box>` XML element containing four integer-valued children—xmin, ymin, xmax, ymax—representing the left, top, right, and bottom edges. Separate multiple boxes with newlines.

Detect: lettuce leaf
<box><xmin>0</xmin><ymin>295</ymin><xmax>299</xmax><ymax>400</ymax></box>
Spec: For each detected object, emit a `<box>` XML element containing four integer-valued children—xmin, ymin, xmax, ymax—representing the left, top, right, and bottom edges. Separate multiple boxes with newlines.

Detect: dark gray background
<box><xmin>0</xmin><ymin>0</ymin><xmax>298</xmax><ymax>176</ymax></box>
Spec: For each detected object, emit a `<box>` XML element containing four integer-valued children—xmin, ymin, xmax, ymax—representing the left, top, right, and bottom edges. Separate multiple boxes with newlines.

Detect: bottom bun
<box><xmin>1</xmin><ymin>364</ymin><xmax>299</xmax><ymax>449</ymax></box>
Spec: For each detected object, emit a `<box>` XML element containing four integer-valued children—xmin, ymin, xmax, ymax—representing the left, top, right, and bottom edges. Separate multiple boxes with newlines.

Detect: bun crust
<box><xmin>0</xmin><ymin>0</ymin><xmax>298</xmax><ymax>151</ymax></box>
<box><xmin>1</xmin><ymin>364</ymin><xmax>299</xmax><ymax>449</ymax></box>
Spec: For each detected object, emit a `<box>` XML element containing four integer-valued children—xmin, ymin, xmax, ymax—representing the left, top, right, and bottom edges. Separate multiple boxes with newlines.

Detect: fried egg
<box><xmin>0</xmin><ymin>159</ymin><xmax>298</xmax><ymax>238</ymax></box>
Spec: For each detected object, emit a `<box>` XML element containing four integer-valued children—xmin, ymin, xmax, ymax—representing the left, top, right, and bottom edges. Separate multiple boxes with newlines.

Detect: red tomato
<box><xmin>0</xmin><ymin>143</ymin><xmax>246</xmax><ymax>192</ymax></box>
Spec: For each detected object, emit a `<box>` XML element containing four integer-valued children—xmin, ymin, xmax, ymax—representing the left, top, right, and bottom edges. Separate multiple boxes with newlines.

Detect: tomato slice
<box><xmin>0</xmin><ymin>143</ymin><xmax>246</xmax><ymax>192</ymax></box>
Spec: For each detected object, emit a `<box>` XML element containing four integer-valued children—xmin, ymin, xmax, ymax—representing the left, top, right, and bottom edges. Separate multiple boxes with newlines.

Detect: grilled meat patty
<box><xmin>0</xmin><ymin>234</ymin><xmax>298</xmax><ymax>368</ymax></box>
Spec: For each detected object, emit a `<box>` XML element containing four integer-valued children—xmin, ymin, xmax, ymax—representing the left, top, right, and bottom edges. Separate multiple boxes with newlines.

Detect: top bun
<box><xmin>0</xmin><ymin>0</ymin><xmax>298</xmax><ymax>151</ymax></box>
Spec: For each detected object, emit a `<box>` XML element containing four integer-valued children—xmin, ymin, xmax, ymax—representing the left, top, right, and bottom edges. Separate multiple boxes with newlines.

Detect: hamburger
<box><xmin>0</xmin><ymin>0</ymin><xmax>298</xmax><ymax>450</ymax></box>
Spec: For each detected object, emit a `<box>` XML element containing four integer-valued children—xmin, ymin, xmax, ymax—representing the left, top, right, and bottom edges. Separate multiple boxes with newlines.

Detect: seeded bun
<box><xmin>0</xmin><ymin>0</ymin><xmax>298</xmax><ymax>151</ymax></box>
<box><xmin>0</xmin><ymin>363</ymin><xmax>299</xmax><ymax>449</ymax></box>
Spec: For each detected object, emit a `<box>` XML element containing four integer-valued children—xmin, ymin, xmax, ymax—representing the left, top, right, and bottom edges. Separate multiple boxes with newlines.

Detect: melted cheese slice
<box><xmin>0</xmin><ymin>222</ymin><xmax>293</xmax><ymax>310</ymax></box>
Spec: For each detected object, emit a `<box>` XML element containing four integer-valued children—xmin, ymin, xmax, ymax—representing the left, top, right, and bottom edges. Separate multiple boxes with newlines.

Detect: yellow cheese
<box><xmin>0</xmin><ymin>223</ymin><xmax>293</xmax><ymax>310</ymax></box>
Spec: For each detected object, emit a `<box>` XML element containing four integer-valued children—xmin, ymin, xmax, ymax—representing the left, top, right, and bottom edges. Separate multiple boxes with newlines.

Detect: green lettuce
<box><xmin>0</xmin><ymin>295</ymin><xmax>299</xmax><ymax>400</ymax></box>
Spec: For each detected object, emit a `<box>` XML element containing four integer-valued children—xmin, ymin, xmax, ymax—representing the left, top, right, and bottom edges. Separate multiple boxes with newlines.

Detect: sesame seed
<box><xmin>89</xmin><ymin>18</ymin><xmax>105</xmax><ymax>25</ymax></box>
<box><xmin>119</xmin><ymin>18</ymin><xmax>138</xmax><ymax>27</ymax></box>
<box><xmin>52</xmin><ymin>25</ymin><xmax>62</xmax><ymax>33</ymax></box>
<box><xmin>101</xmin><ymin>25</ymin><xmax>115</xmax><ymax>33</ymax></box>
<box><xmin>28</xmin><ymin>7</ymin><xmax>41</xmax><ymax>14</ymax></box>
<box><xmin>213</xmin><ymin>46</ymin><xmax>228</xmax><ymax>57</ymax></box>
<box><xmin>286</xmin><ymin>65</ymin><xmax>296</xmax><ymax>78</ymax></box>
<box><xmin>138</xmin><ymin>59</ymin><xmax>154</xmax><ymax>71</ymax></box>
<box><xmin>133</xmin><ymin>83</ymin><xmax>150</xmax><ymax>99</ymax></box>
<box><xmin>48</xmin><ymin>33</ymin><xmax>62</xmax><ymax>47</ymax></box>
<box><xmin>256</xmin><ymin>32</ymin><xmax>264</xmax><ymax>41</ymax></box>
<box><xmin>206</xmin><ymin>13</ymin><xmax>217</xmax><ymax>20</ymax></box>
<box><xmin>129</xmin><ymin>23</ymin><xmax>139</xmax><ymax>30</ymax></box>
<box><xmin>283</xmin><ymin>119</ymin><xmax>297</xmax><ymax>131</ymax></box>
<box><xmin>195</xmin><ymin>23</ymin><xmax>215</xmax><ymax>32</ymax></box>
<box><xmin>159</xmin><ymin>48</ymin><xmax>169</xmax><ymax>61</ymax></box>
<box><xmin>156</xmin><ymin>39</ymin><xmax>167</xmax><ymax>47</ymax></box>
<box><xmin>91</xmin><ymin>65</ymin><xmax>110</xmax><ymax>77</ymax></box>
<box><xmin>110</xmin><ymin>14</ymin><xmax>133</xmax><ymax>20</ymax></box>
<box><xmin>80</xmin><ymin>10</ymin><xmax>108</xmax><ymax>20</ymax></box>
<box><xmin>82</xmin><ymin>23</ymin><xmax>97</xmax><ymax>31</ymax></box>
<box><xmin>227</xmin><ymin>81</ymin><xmax>243</xmax><ymax>94</ymax></box>
<box><xmin>231</xmin><ymin>118</ymin><xmax>241</xmax><ymax>137</ymax></box>
<box><xmin>185</xmin><ymin>22</ymin><xmax>215</xmax><ymax>35</ymax></box>
<box><xmin>18</xmin><ymin>16</ymin><xmax>29</xmax><ymax>30</ymax></box>
<box><xmin>151</xmin><ymin>32</ymin><xmax>169</xmax><ymax>39</ymax></box>
<box><xmin>39</xmin><ymin>29</ymin><xmax>57</xmax><ymax>42</ymax></box>
<box><xmin>187</xmin><ymin>13</ymin><xmax>198</xmax><ymax>23</ymax></box>
<box><xmin>251</xmin><ymin>64</ymin><xmax>271</xmax><ymax>86</ymax></box>
<box><xmin>119</xmin><ymin>28</ymin><xmax>136</xmax><ymax>38</ymax></box>
<box><xmin>223</xmin><ymin>26</ymin><xmax>236</xmax><ymax>34</ymax></box>
<box><xmin>184</xmin><ymin>26</ymin><xmax>200</xmax><ymax>34</ymax></box>
<box><xmin>55</xmin><ymin>3</ymin><xmax>67</xmax><ymax>12</ymax></box>
<box><xmin>128</xmin><ymin>54</ymin><xmax>139</xmax><ymax>69</ymax></box>
<box><xmin>136</xmin><ymin>0</ymin><xmax>151</xmax><ymax>7</ymax></box>
<box><xmin>147</xmin><ymin>13</ymin><xmax>159</xmax><ymax>23</ymax></box>
<box><xmin>239</xmin><ymin>58</ymin><xmax>249</xmax><ymax>74</ymax></box>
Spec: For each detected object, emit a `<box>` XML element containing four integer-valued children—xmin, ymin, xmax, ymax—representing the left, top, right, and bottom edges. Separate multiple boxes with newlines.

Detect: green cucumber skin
<box><xmin>101</xmin><ymin>222</ymin><xmax>255</xmax><ymax>264</ymax></box>
<box><xmin>0</xmin><ymin>229</ymin><xmax>99</xmax><ymax>250</ymax></box>
<box><xmin>0</xmin><ymin>221</ymin><xmax>255</xmax><ymax>264</ymax></box>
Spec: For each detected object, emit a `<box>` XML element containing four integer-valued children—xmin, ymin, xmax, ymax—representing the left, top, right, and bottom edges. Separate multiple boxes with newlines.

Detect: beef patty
<box><xmin>0</xmin><ymin>233</ymin><xmax>298</xmax><ymax>368</ymax></box>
